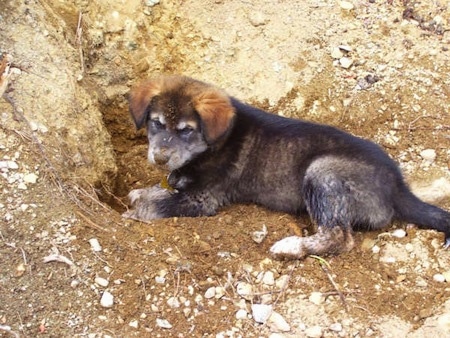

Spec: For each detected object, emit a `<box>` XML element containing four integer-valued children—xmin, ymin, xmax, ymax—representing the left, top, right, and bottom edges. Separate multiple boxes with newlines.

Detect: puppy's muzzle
<box><xmin>153</xmin><ymin>148</ymin><xmax>171</xmax><ymax>166</ymax></box>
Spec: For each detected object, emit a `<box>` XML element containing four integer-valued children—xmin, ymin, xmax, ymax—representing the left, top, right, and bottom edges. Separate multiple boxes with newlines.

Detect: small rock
<box><xmin>275</xmin><ymin>275</ymin><xmax>290</xmax><ymax>289</ymax></box>
<box><xmin>183</xmin><ymin>307</ymin><xmax>191</xmax><ymax>318</ymax></box>
<box><xmin>251</xmin><ymin>304</ymin><xmax>272</xmax><ymax>323</ymax></box>
<box><xmin>23</xmin><ymin>173</ymin><xmax>38</xmax><ymax>184</ymax></box>
<box><xmin>100</xmin><ymin>291</ymin><xmax>114</xmax><ymax>308</ymax></box>
<box><xmin>95</xmin><ymin>277</ymin><xmax>109</xmax><ymax>287</ymax></box>
<box><xmin>145</xmin><ymin>0</ymin><xmax>160</xmax><ymax>6</ymax></box>
<box><xmin>339</xmin><ymin>1</ymin><xmax>354</xmax><ymax>10</ymax></box>
<box><xmin>167</xmin><ymin>296</ymin><xmax>180</xmax><ymax>308</ymax></box>
<box><xmin>89</xmin><ymin>238</ymin><xmax>102</xmax><ymax>252</ymax></box>
<box><xmin>391</xmin><ymin>229</ymin><xmax>406</xmax><ymax>238</ymax></box>
<box><xmin>156</xmin><ymin>318</ymin><xmax>172</xmax><ymax>329</ymax></box>
<box><xmin>268</xmin><ymin>311</ymin><xmax>290</xmax><ymax>332</ymax></box>
<box><xmin>129</xmin><ymin>320</ymin><xmax>139</xmax><ymax>328</ymax></box>
<box><xmin>17</xmin><ymin>182</ymin><xmax>27</xmax><ymax>190</ymax></box>
<box><xmin>433</xmin><ymin>274</ymin><xmax>446</xmax><ymax>283</ymax></box>
<box><xmin>252</xmin><ymin>224</ymin><xmax>268</xmax><ymax>243</ymax></box>
<box><xmin>442</xmin><ymin>270</ymin><xmax>450</xmax><ymax>282</ymax></box>
<box><xmin>339</xmin><ymin>57</ymin><xmax>353</xmax><ymax>69</ymax></box>
<box><xmin>338</xmin><ymin>45</ymin><xmax>352</xmax><ymax>52</ymax></box>
<box><xmin>0</xmin><ymin>160</ymin><xmax>19</xmax><ymax>169</ymax></box>
<box><xmin>361</xmin><ymin>238</ymin><xmax>376</xmax><ymax>251</ymax></box>
<box><xmin>155</xmin><ymin>276</ymin><xmax>165</xmax><ymax>284</ymax></box>
<box><xmin>305</xmin><ymin>325</ymin><xmax>323</xmax><ymax>338</ymax></box>
<box><xmin>329</xmin><ymin>322</ymin><xmax>342</xmax><ymax>332</ymax></box>
<box><xmin>205</xmin><ymin>287</ymin><xmax>216</xmax><ymax>299</ymax></box>
<box><xmin>309</xmin><ymin>292</ymin><xmax>324</xmax><ymax>305</ymax></box>
<box><xmin>236</xmin><ymin>282</ymin><xmax>253</xmax><ymax>300</ymax></box>
<box><xmin>420</xmin><ymin>149</ymin><xmax>436</xmax><ymax>164</ymax></box>
<box><xmin>236</xmin><ymin>309</ymin><xmax>248</xmax><ymax>320</ymax></box>
<box><xmin>248</xmin><ymin>11</ymin><xmax>267</xmax><ymax>27</ymax></box>
<box><xmin>262</xmin><ymin>271</ymin><xmax>275</xmax><ymax>286</ymax></box>
<box><xmin>215</xmin><ymin>286</ymin><xmax>226</xmax><ymax>299</ymax></box>
<box><xmin>331</xmin><ymin>47</ymin><xmax>344</xmax><ymax>59</ymax></box>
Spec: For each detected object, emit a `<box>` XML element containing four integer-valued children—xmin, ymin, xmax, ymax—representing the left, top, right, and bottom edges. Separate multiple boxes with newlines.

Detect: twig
<box><xmin>310</xmin><ymin>255</ymin><xmax>348</xmax><ymax>312</ymax></box>
<box><xmin>75</xmin><ymin>210</ymin><xmax>107</xmax><ymax>232</ymax></box>
<box><xmin>75</xmin><ymin>11</ymin><xmax>85</xmax><ymax>74</ymax></box>
<box><xmin>273</xmin><ymin>263</ymin><xmax>296</xmax><ymax>306</ymax></box>
<box><xmin>0</xmin><ymin>325</ymin><xmax>20</xmax><ymax>338</ymax></box>
<box><xmin>43</xmin><ymin>253</ymin><xmax>74</xmax><ymax>266</ymax></box>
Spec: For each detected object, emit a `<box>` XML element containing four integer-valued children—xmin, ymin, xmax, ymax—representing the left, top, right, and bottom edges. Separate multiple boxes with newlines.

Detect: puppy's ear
<box><xmin>193</xmin><ymin>89</ymin><xmax>235</xmax><ymax>143</ymax></box>
<box><xmin>128</xmin><ymin>79</ymin><xmax>163</xmax><ymax>129</ymax></box>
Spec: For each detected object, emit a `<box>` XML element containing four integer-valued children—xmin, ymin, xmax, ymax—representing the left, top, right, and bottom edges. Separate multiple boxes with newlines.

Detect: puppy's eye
<box><xmin>178</xmin><ymin>126</ymin><xmax>194</xmax><ymax>137</ymax></box>
<box><xmin>151</xmin><ymin>119</ymin><xmax>165</xmax><ymax>130</ymax></box>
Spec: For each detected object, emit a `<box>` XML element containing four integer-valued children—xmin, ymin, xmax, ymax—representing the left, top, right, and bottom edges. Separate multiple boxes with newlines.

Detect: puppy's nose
<box><xmin>153</xmin><ymin>150</ymin><xmax>169</xmax><ymax>165</ymax></box>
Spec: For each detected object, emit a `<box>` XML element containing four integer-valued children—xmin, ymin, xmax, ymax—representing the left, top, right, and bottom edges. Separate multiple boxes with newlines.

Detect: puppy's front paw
<box><xmin>122</xmin><ymin>185</ymin><xmax>172</xmax><ymax>222</ymax></box>
<box><xmin>270</xmin><ymin>236</ymin><xmax>306</xmax><ymax>260</ymax></box>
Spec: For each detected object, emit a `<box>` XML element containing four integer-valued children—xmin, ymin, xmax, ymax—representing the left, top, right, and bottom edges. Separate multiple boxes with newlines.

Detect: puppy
<box><xmin>123</xmin><ymin>75</ymin><xmax>450</xmax><ymax>259</ymax></box>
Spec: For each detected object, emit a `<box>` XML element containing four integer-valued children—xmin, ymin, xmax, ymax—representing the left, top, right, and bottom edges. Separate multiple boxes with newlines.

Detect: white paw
<box><xmin>123</xmin><ymin>185</ymin><xmax>173</xmax><ymax>222</ymax></box>
<box><xmin>127</xmin><ymin>188</ymin><xmax>145</xmax><ymax>205</ymax></box>
<box><xmin>270</xmin><ymin>236</ymin><xmax>305</xmax><ymax>259</ymax></box>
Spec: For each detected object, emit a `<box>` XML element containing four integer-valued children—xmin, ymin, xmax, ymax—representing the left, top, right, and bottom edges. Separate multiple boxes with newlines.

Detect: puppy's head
<box><xmin>128</xmin><ymin>75</ymin><xmax>235</xmax><ymax>170</ymax></box>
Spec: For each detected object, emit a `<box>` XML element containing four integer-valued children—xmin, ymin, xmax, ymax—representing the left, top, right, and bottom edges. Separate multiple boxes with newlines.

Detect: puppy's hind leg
<box><xmin>270</xmin><ymin>225</ymin><xmax>354</xmax><ymax>260</ymax></box>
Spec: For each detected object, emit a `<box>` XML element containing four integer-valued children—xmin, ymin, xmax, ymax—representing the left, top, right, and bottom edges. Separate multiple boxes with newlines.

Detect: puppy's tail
<box><xmin>394</xmin><ymin>186</ymin><xmax>450</xmax><ymax>248</ymax></box>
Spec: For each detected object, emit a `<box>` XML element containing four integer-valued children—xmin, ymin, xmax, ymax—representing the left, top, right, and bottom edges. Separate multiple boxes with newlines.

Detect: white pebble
<box><xmin>183</xmin><ymin>308</ymin><xmax>191</xmax><ymax>318</ymax></box>
<box><xmin>95</xmin><ymin>277</ymin><xmax>109</xmax><ymax>287</ymax></box>
<box><xmin>156</xmin><ymin>318</ymin><xmax>172</xmax><ymax>329</ymax></box>
<box><xmin>215</xmin><ymin>286</ymin><xmax>225</xmax><ymax>299</ymax></box>
<box><xmin>236</xmin><ymin>309</ymin><xmax>248</xmax><ymax>320</ymax></box>
<box><xmin>275</xmin><ymin>275</ymin><xmax>290</xmax><ymax>289</ymax></box>
<box><xmin>155</xmin><ymin>276</ymin><xmax>165</xmax><ymax>284</ymax></box>
<box><xmin>262</xmin><ymin>271</ymin><xmax>275</xmax><ymax>286</ymax></box>
<box><xmin>420</xmin><ymin>149</ymin><xmax>436</xmax><ymax>164</ymax></box>
<box><xmin>305</xmin><ymin>325</ymin><xmax>323</xmax><ymax>338</ymax></box>
<box><xmin>329</xmin><ymin>322</ymin><xmax>343</xmax><ymax>332</ymax></box>
<box><xmin>309</xmin><ymin>292</ymin><xmax>324</xmax><ymax>305</ymax></box>
<box><xmin>391</xmin><ymin>229</ymin><xmax>406</xmax><ymax>238</ymax></box>
<box><xmin>204</xmin><ymin>287</ymin><xmax>216</xmax><ymax>299</ymax></box>
<box><xmin>100</xmin><ymin>291</ymin><xmax>114</xmax><ymax>308</ymax></box>
<box><xmin>251</xmin><ymin>304</ymin><xmax>272</xmax><ymax>323</ymax></box>
<box><xmin>433</xmin><ymin>274</ymin><xmax>446</xmax><ymax>283</ymax></box>
<box><xmin>405</xmin><ymin>243</ymin><xmax>414</xmax><ymax>252</ymax></box>
<box><xmin>268</xmin><ymin>311</ymin><xmax>291</xmax><ymax>332</ymax></box>
<box><xmin>251</xmin><ymin>224</ymin><xmax>268</xmax><ymax>243</ymax></box>
<box><xmin>331</xmin><ymin>47</ymin><xmax>344</xmax><ymax>59</ymax></box>
<box><xmin>0</xmin><ymin>160</ymin><xmax>19</xmax><ymax>169</ymax></box>
<box><xmin>248</xmin><ymin>11</ymin><xmax>266</xmax><ymax>27</ymax></box>
<box><xmin>89</xmin><ymin>238</ymin><xmax>102</xmax><ymax>252</ymax></box>
<box><xmin>23</xmin><ymin>173</ymin><xmax>38</xmax><ymax>184</ymax></box>
<box><xmin>17</xmin><ymin>182</ymin><xmax>27</xmax><ymax>190</ymax></box>
<box><xmin>167</xmin><ymin>296</ymin><xmax>180</xmax><ymax>308</ymax></box>
<box><xmin>129</xmin><ymin>320</ymin><xmax>139</xmax><ymax>328</ymax></box>
<box><xmin>442</xmin><ymin>270</ymin><xmax>450</xmax><ymax>282</ymax></box>
<box><xmin>339</xmin><ymin>57</ymin><xmax>353</xmax><ymax>69</ymax></box>
<box><xmin>372</xmin><ymin>245</ymin><xmax>380</xmax><ymax>254</ymax></box>
<box><xmin>236</xmin><ymin>282</ymin><xmax>253</xmax><ymax>300</ymax></box>
<box><xmin>339</xmin><ymin>1</ymin><xmax>354</xmax><ymax>10</ymax></box>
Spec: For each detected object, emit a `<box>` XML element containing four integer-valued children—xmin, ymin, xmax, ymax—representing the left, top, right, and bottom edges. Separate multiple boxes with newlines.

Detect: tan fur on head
<box><xmin>129</xmin><ymin>75</ymin><xmax>236</xmax><ymax>143</ymax></box>
<box><xmin>129</xmin><ymin>78</ymin><xmax>164</xmax><ymax>129</ymax></box>
<box><xmin>192</xmin><ymin>89</ymin><xmax>235</xmax><ymax>143</ymax></box>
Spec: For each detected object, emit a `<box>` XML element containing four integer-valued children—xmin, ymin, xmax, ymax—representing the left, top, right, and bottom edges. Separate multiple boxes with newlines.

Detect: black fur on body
<box><xmin>124</xmin><ymin>75</ymin><xmax>450</xmax><ymax>259</ymax></box>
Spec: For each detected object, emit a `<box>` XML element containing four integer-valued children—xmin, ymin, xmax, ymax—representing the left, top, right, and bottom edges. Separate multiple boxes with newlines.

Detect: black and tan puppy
<box><xmin>123</xmin><ymin>74</ymin><xmax>450</xmax><ymax>259</ymax></box>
